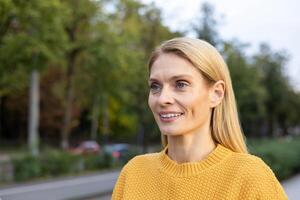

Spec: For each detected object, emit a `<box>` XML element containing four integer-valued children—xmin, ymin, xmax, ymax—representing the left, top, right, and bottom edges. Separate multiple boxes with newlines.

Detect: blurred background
<box><xmin>0</xmin><ymin>0</ymin><xmax>299</xmax><ymax>199</ymax></box>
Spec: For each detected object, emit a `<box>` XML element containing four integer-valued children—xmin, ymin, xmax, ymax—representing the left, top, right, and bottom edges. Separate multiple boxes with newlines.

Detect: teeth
<box><xmin>160</xmin><ymin>113</ymin><xmax>182</xmax><ymax>118</ymax></box>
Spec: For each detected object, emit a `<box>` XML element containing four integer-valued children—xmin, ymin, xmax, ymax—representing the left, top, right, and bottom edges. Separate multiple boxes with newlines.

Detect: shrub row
<box><xmin>249</xmin><ymin>137</ymin><xmax>300</xmax><ymax>180</ymax></box>
<box><xmin>11</xmin><ymin>149</ymin><xmax>136</xmax><ymax>182</ymax></box>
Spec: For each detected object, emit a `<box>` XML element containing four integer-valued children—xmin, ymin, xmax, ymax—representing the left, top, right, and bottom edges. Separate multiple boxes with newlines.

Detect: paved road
<box><xmin>282</xmin><ymin>173</ymin><xmax>300</xmax><ymax>200</ymax></box>
<box><xmin>0</xmin><ymin>171</ymin><xmax>119</xmax><ymax>200</ymax></box>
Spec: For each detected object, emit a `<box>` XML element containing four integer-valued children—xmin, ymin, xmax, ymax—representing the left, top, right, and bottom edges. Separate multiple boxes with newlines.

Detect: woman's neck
<box><xmin>167</xmin><ymin>127</ymin><xmax>216</xmax><ymax>164</ymax></box>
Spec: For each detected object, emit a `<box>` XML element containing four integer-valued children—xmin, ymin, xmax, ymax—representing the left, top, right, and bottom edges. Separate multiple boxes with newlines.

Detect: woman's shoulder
<box><xmin>230</xmin><ymin>151</ymin><xmax>265</xmax><ymax>163</ymax></box>
<box><xmin>225</xmin><ymin>151</ymin><xmax>287</xmax><ymax>199</ymax></box>
<box><xmin>228</xmin><ymin>151</ymin><xmax>271</xmax><ymax>170</ymax></box>
<box><xmin>226</xmin><ymin>151</ymin><xmax>278</xmax><ymax>181</ymax></box>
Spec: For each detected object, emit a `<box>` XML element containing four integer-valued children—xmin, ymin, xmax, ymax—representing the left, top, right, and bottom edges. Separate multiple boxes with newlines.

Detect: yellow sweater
<box><xmin>112</xmin><ymin>144</ymin><xmax>288</xmax><ymax>199</ymax></box>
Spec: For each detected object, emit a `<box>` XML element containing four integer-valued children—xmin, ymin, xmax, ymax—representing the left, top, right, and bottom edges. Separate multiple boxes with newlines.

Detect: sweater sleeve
<box><xmin>256</xmin><ymin>158</ymin><xmax>288</xmax><ymax>200</ymax></box>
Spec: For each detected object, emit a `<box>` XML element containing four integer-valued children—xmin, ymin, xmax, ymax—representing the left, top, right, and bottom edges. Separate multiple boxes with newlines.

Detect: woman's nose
<box><xmin>157</xmin><ymin>87</ymin><xmax>174</xmax><ymax>106</ymax></box>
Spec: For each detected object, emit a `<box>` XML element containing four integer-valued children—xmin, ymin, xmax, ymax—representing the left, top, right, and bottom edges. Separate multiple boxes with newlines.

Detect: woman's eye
<box><xmin>150</xmin><ymin>83</ymin><xmax>161</xmax><ymax>93</ymax></box>
<box><xmin>176</xmin><ymin>81</ymin><xmax>188</xmax><ymax>89</ymax></box>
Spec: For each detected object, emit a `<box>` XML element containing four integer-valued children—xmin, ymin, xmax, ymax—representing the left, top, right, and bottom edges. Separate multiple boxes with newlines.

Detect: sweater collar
<box><xmin>158</xmin><ymin>144</ymin><xmax>232</xmax><ymax>177</ymax></box>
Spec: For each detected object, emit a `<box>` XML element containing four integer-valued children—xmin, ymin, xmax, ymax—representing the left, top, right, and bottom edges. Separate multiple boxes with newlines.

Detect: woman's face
<box><xmin>148</xmin><ymin>53</ymin><xmax>214</xmax><ymax>136</ymax></box>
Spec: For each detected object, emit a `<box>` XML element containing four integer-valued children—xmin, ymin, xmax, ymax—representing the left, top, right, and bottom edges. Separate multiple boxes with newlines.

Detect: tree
<box><xmin>74</xmin><ymin>0</ymin><xmax>179</xmax><ymax>149</ymax></box>
<box><xmin>193</xmin><ymin>2</ymin><xmax>220</xmax><ymax>46</ymax></box>
<box><xmin>0</xmin><ymin>0</ymin><xmax>67</xmax><ymax>154</ymax></box>
<box><xmin>253</xmin><ymin>44</ymin><xmax>291</xmax><ymax>136</ymax></box>
<box><xmin>222</xmin><ymin>40</ymin><xmax>267</xmax><ymax>137</ymax></box>
<box><xmin>60</xmin><ymin>0</ymin><xmax>98</xmax><ymax>149</ymax></box>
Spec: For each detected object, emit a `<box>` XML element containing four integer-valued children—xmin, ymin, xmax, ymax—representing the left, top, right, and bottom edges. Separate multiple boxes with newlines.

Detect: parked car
<box><xmin>103</xmin><ymin>143</ymin><xmax>130</xmax><ymax>161</ymax></box>
<box><xmin>68</xmin><ymin>140</ymin><xmax>101</xmax><ymax>155</ymax></box>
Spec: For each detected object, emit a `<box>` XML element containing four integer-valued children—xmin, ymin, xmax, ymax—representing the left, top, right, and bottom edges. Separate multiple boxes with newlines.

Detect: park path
<box><xmin>0</xmin><ymin>171</ymin><xmax>118</xmax><ymax>200</ymax></box>
<box><xmin>282</xmin><ymin>173</ymin><xmax>300</xmax><ymax>200</ymax></box>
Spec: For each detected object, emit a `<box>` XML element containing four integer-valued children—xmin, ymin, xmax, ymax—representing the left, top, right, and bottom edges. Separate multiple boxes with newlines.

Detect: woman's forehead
<box><xmin>150</xmin><ymin>53</ymin><xmax>201</xmax><ymax>80</ymax></box>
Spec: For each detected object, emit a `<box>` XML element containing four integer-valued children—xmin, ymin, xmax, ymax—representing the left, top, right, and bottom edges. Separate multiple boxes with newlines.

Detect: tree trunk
<box><xmin>28</xmin><ymin>69</ymin><xmax>39</xmax><ymax>156</ymax></box>
<box><xmin>267</xmin><ymin>114</ymin><xmax>275</xmax><ymax>137</ymax></box>
<box><xmin>61</xmin><ymin>50</ymin><xmax>77</xmax><ymax>150</ymax></box>
<box><xmin>91</xmin><ymin>94</ymin><xmax>100</xmax><ymax>140</ymax></box>
<box><xmin>102</xmin><ymin>95</ymin><xmax>109</xmax><ymax>145</ymax></box>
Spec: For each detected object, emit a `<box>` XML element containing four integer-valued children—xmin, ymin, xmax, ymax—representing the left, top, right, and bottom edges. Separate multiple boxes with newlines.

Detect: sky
<box><xmin>140</xmin><ymin>0</ymin><xmax>300</xmax><ymax>91</ymax></box>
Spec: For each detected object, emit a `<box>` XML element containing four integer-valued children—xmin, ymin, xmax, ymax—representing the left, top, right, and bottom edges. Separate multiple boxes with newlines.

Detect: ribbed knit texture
<box><xmin>112</xmin><ymin>144</ymin><xmax>288</xmax><ymax>199</ymax></box>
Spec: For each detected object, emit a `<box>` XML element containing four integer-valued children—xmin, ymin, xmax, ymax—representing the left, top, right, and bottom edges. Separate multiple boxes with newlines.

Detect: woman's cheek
<box><xmin>148</xmin><ymin>95</ymin><xmax>156</xmax><ymax>113</ymax></box>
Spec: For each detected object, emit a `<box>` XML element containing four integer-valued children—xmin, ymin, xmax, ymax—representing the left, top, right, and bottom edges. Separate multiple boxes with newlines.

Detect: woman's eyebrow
<box><xmin>149</xmin><ymin>75</ymin><xmax>193</xmax><ymax>83</ymax></box>
<box><xmin>148</xmin><ymin>78</ymin><xmax>158</xmax><ymax>83</ymax></box>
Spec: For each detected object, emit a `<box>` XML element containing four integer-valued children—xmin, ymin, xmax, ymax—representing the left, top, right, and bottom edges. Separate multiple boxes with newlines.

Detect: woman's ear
<box><xmin>209</xmin><ymin>80</ymin><xmax>225</xmax><ymax>108</ymax></box>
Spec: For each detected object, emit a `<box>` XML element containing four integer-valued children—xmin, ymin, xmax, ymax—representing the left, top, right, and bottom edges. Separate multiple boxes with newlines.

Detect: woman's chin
<box><xmin>160</xmin><ymin>129</ymin><xmax>181</xmax><ymax>136</ymax></box>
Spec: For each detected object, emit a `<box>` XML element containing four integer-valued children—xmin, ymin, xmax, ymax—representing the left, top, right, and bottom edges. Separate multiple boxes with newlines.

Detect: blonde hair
<box><xmin>148</xmin><ymin>37</ymin><xmax>248</xmax><ymax>153</ymax></box>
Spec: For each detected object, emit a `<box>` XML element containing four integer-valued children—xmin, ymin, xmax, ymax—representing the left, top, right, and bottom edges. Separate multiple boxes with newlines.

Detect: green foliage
<box><xmin>83</xmin><ymin>153</ymin><xmax>112</xmax><ymax>170</ymax></box>
<box><xmin>11</xmin><ymin>150</ymin><xmax>116</xmax><ymax>182</ymax></box>
<box><xmin>193</xmin><ymin>2</ymin><xmax>220</xmax><ymax>46</ymax></box>
<box><xmin>8</xmin><ymin>141</ymin><xmax>141</xmax><ymax>182</ymax></box>
<box><xmin>12</xmin><ymin>154</ymin><xmax>42</xmax><ymax>181</ymax></box>
<box><xmin>0</xmin><ymin>0</ymin><xmax>67</xmax><ymax>96</ymax></box>
<box><xmin>39</xmin><ymin>150</ymin><xmax>81</xmax><ymax>176</ymax></box>
<box><xmin>249</xmin><ymin>137</ymin><xmax>300</xmax><ymax>180</ymax></box>
<box><xmin>73</xmin><ymin>0</ymin><xmax>178</xmax><ymax>142</ymax></box>
<box><xmin>252</xmin><ymin>44</ymin><xmax>298</xmax><ymax>136</ymax></box>
<box><xmin>222</xmin><ymin>41</ymin><xmax>267</xmax><ymax>136</ymax></box>
<box><xmin>118</xmin><ymin>147</ymin><xmax>140</xmax><ymax>164</ymax></box>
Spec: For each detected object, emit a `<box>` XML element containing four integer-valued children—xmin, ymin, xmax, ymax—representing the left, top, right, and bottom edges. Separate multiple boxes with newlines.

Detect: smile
<box><xmin>159</xmin><ymin>112</ymin><xmax>184</xmax><ymax>122</ymax></box>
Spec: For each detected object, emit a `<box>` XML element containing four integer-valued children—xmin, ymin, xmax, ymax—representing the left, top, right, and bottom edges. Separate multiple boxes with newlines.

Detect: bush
<box><xmin>83</xmin><ymin>153</ymin><xmax>112</xmax><ymax>170</ymax></box>
<box><xmin>11</xmin><ymin>150</ymin><xmax>115</xmax><ymax>182</ymax></box>
<box><xmin>248</xmin><ymin>137</ymin><xmax>300</xmax><ymax>180</ymax></box>
<box><xmin>40</xmin><ymin>150</ymin><xmax>82</xmax><ymax>176</ymax></box>
<box><xmin>120</xmin><ymin>148</ymin><xmax>140</xmax><ymax>164</ymax></box>
<box><xmin>12</xmin><ymin>154</ymin><xmax>42</xmax><ymax>181</ymax></box>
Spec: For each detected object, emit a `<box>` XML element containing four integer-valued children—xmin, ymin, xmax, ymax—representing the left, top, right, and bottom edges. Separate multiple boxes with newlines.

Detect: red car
<box><xmin>68</xmin><ymin>140</ymin><xmax>101</xmax><ymax>155</ymax></box>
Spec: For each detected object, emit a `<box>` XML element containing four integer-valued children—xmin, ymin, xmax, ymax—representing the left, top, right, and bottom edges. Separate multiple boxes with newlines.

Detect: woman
<box><xmin>112</xmin><ymin>37</ymin><xmax>288</xmax><ymax>199</ymax></box>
